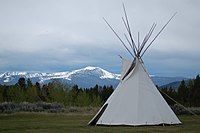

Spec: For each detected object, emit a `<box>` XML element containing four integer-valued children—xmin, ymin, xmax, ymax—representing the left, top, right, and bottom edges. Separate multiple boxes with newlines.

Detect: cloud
<box><xmin>0</xmin><ymin>0</ymin><xmax>199</xmax><ymax>77</ymax></box>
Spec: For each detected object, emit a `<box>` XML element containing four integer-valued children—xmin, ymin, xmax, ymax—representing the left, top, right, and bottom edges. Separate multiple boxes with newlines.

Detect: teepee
<box><xmin>88</xmin><ymin>4</ymin><xmax>181</xmax><ymax>126</ymax></box>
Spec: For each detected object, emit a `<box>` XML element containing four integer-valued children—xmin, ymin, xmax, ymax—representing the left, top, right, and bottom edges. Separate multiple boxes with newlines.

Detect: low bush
<box><xmin>0</xmin><ymin>102</ymin><xmax>64</xmax><ymax>113</ymax></box>
<box><xmin>0</xmin><ymin>102</ymin><xmax>99</xmax><ymax>114</ymax></box>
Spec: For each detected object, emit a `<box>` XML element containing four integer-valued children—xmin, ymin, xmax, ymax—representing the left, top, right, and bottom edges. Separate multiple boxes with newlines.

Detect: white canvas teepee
<box><xmin>89</xmin><ymin>58</ymin><xmax>181</xmax><ymax>126</ymax></box>
<box><xmin>88</xmin><ymin>4</ymin><xmax>181</xmax><ymax>126</ymax></box>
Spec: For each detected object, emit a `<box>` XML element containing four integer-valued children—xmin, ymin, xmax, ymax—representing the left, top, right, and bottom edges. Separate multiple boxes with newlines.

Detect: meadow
<box><xmin>0</xmin><ymin>113</ymin><xmax>199</xmax><ymax>133</ymax></box>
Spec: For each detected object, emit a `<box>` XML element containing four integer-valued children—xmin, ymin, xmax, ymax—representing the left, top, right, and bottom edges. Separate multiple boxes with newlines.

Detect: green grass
<box><xmin>0</xmin><ymin>113</ymin><xmax>200</xmax><ymax>133</ymax></box>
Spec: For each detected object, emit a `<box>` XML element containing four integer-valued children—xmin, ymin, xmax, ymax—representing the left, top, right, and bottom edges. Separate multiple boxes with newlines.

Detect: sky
<box><xmin>0</xmin><ymin>0</ymin><xmax>199</xmax><ymax>77</ymax></box>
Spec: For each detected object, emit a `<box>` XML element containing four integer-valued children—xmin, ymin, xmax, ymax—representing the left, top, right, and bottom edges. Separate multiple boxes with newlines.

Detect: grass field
<box><xmin>0</xmin><ymin>113</ymin><xmax>200</xmax><ymax>133</ymax></box>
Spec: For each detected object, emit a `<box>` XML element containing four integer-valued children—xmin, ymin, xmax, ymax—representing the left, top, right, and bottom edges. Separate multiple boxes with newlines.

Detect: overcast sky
<box><xmin>0</xmin><ymin>0</ymin><xmax>199</xmax><ymax>77</ymax></box>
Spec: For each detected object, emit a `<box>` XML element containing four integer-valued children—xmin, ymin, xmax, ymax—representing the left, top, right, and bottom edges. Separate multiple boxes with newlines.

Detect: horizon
<box><xmin>0</xmin><ymin>65</ymin><xmax>197</xmax><ymax>79</ymax></box>
<box><xmin>0</xmin><ymin>0</ymin><xmax>200</xmax><ymax>77</ymax></box>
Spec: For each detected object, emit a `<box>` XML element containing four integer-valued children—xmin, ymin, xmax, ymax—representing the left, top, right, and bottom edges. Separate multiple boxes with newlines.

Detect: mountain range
<box><xmin>0</xmin><ymin>66</ymin><xmax>187</xmax><ymax>88</ymax></box>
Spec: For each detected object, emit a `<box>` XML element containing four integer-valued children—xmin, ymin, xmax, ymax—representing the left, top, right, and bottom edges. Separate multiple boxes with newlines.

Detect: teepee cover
<box><xmin>89</xmin><ymin>58</ymin><xmax>181</xmax><ymax>126</ymax></box>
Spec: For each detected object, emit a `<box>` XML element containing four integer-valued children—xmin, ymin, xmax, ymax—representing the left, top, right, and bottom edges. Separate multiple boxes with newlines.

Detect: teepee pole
<box><xmin>138</xmin><ymin>32</ymin><xmax>140</xmax><ymax>50</ymax></box>
<box><xmin>139</xmin><ymin>23</ymin><xmax>156</xmax><ymax>55</ymax></box>
<box><xmin>122</xmin><ymin>18</ymin><xmax>137</xmax><ymax>56</ymax></box>
<box><xmin>122</xmin><ymin>3</ymin><xmax>138</xmax><ymax>54</ymax></box>
<box><xmin>141</xmin><ymin>12</ymin><xmax>177</xmax><ymax>57</ymax></box>
<box><xmin>124</xmin><ymin>33</ymin><xmax>137</xmax><ymax>56</ymax></box>
<box><xmin>159</xmin><ymin>89</ymin><xmax>198</xmax><ymax>116</ymax></box>
<box><xmin>122</xmin><ymin>17</ymin><xmax>137</xmax><ymax>55</ymax></box>
<box><xmin>103</xmin><ymin>17</ymin><xmax>134</xmax><ymax>58</ymax></box>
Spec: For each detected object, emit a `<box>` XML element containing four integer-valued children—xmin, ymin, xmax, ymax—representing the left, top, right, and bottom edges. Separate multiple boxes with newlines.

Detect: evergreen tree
<box><xmin>26</xmin><ymin>86</ymin><xmax>38</xmax><ymax>102</ymax></box>
<box><xmin>92</xmin><ymin>95</ymin><xmax>102</xmax><ymax>107</ymax></box>
<box><xmin>193</xmin><ymin>75</ymin><xmax>200</xmax><ymax>106</ymax></box>
<box><xmin>27</xmin><ymin>78</ymin><xmax>33</xmax><ymax>88</ymax></box>
<box><xmin>187</xmin><ymin>79</ymin><xmax>194</xmax><ymax>107</ymax></box>
<box><xmin>101</xmin><ymin>85</ymin><xmax>114</xmax><ymax>102</ymax></box>
<box><xmin>9</xmin><ymin>85</ymin><xmax>26</xmax><ymax>102</ymax></box>
<box><xmin>2</xmin><ymin>86</ymin><xmax>9</xmax><ymax>101</ymax></box>
<box><xmin>76</xmin><ymin>91</ymin><xmax>90</xmax><ymax>106</ymax></box>
<box><xmin>18</xmin><ymin>77</ymin><xmax>26</xmax><ymax>91</ymax></box>
<box><xmin>178</xmin><ymin>80</ymin><xmax>188</xmax><ymax>105</ymax></box>
<box><xmin>70</xmin><ymin>85</ymin><xmax>79</xmax><ymax>105</ymax></box>
<box><xmin>93</xmin><ymin>84</ymin><xmax>99</xmax><ymax>96</ymax></box>
<box><xmin>0</xmin><ymin>85</ymin><xmax>3</xmax><ymax>102</ymax></box>
<box><xmin>35</xmin><ymin>82</ymin><xmax>43</xmax><ymax>101</ymax></box>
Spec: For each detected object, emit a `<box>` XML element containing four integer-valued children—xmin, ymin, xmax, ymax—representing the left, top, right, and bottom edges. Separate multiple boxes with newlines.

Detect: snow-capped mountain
<box><xmin>0</xmin><ymin>71</ymin><xmax>70</xmax><ymax>85</ymax></box>
<box><xmin>0</xmin><ymin>66</ymin><xmax>186</xmax><ymax>88</ymax></box>
<box><xmin>64</xmin><ymin>66</ymin><xmax>120</xmax><ymax>88</ymax></box>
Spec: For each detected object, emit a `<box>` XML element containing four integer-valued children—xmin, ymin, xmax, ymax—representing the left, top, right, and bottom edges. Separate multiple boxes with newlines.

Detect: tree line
<box><xmin>0</xmin><ymin>78</ymin><xmax>113</xmax><ymax>107</ymax></box>
<box><xmin>0</xmin><ymin>74</ymin><xmax>199</xmax><ymax>107</ymax></box>
<box><xmin>160</xmin><ymin>75</ymin><xmax>200</xmax><ymax>107</ymax></box>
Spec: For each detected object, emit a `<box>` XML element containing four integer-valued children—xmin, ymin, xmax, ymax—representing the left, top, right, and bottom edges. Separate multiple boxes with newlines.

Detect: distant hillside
<box><xmin>160</xmin><ymin>80</ymin><xmax>190</xmax><ymax>90</ymax></box>
<box><xmin>151</xmin><ymin>76</ymin><xmax>188</xmax><ymax>87</ymax></box>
